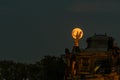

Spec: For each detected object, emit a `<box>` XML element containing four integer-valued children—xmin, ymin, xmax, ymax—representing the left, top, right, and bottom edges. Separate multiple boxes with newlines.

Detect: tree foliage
<box><xmin>0</xmin><ymin>55</ymin><xmax>65</xmax><ymax>80</ymax></box>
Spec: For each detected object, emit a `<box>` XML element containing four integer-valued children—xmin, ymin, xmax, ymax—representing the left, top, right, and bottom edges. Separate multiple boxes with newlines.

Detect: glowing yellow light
<box><xmin>94</xmin><ymin>65</ymin><xmax>100</xmax><ymax>72</ymax></box>
<box><xmin>72</xmin><ymin>28</ymin><xmax>83</xmax><ymax>39</ymax></box>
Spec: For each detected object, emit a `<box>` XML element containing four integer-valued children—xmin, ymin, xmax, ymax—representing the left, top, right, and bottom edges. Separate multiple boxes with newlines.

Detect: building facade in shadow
<box><xmin>65</xmin><ymin>33</ymin><xmax>120</xmax><ymax>80</ymax></box>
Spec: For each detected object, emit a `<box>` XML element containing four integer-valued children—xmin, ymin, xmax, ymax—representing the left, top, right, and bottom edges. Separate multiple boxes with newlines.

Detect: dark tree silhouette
<box><xmin>0</xmin><ymin>55</ymin><xmax>65</xmax><ymax>80</ymax></box>
<box><xmin>39</xmin><ymin>55</ymin><xmax>65</xmax><ymax>80</ymax></box>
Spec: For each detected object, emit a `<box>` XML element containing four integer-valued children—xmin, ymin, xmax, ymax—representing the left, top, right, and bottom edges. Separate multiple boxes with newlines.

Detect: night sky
<box><xmin>0</xmin><ymin>0</ymin><xmax>120</xmax><ymax>63</ymax></box>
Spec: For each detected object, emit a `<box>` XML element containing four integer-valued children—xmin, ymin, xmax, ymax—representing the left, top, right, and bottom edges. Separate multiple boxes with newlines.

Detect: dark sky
<box><xmin>0</xmin><ymin>0</ymin><xmax>120</xmax><ymax>63</ymax></box>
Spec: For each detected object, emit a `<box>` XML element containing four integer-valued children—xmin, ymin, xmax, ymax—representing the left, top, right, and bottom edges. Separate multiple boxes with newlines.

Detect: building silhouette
<box><xmin>65</xmin><ymin>34</ymin><xmax>120</xmax><ymax>80</ymax></box>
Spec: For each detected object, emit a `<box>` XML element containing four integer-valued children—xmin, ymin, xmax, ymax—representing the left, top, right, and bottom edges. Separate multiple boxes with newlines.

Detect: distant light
<box><xmin>94</xmin><ymin>65</ymin><xmax>101</xmax><ymax>72</ymax></box>
<box><xmin>72</xmin><ymin>28</ymin><xmax>83</xmax><ymax>40</ymax></box>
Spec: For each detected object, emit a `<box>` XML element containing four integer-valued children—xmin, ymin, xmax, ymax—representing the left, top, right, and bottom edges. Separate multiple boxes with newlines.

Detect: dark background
<box><xmin>0</xmin><ymin>0</ymin><xmax>120</xmax><ymax>63</ymax></box>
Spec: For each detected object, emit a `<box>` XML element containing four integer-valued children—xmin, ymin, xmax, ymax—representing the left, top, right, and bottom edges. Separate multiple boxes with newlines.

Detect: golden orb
<box><xmin>72</xmin><ymin>28</ymin><xmax>83</xmax><ymax>40</ymax></box>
